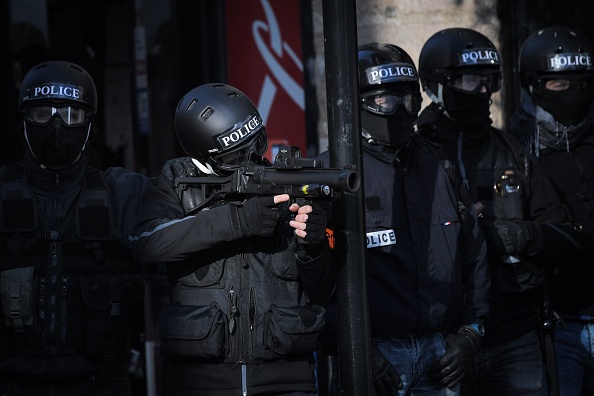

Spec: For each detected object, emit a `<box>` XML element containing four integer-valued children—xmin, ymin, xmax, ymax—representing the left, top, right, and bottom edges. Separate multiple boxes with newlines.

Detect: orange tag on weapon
<box><xmin>326</xmin><ymin>228</ymin><xmax>335</xmax><ymax>249</ymax></box>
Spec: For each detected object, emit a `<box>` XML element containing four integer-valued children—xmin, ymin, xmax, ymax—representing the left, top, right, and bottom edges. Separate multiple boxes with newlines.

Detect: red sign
<box><xmin>225</xmin><ymin>0</ymin><xmax>307</xmax><ymax>160</ymax></box>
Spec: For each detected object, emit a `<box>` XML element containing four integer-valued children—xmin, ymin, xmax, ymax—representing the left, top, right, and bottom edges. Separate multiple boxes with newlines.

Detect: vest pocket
<box><xmin>258</xmin><ymin>304</ymin><xmax>325</xmax><ymax>360</ymax></box>
<box><xmin>78</xmin><ymin>274</ymin><xmax>143</xmax><ymax>356</ymax></box>
<box><xmin>0</xmin><ymin>267</ymin><xmax>36</xmax><ymax>332</ymax></box>
<box><xmin>158</xmin><ymin>303</ymin><xmax>227</xmax><ymax>360</ymax></box>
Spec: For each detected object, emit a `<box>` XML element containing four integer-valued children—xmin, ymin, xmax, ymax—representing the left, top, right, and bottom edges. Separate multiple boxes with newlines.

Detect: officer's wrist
<box><xmin>464</xmin><ymin>323</ymin><xmax>485</xmax><ymax>337</ymax></box>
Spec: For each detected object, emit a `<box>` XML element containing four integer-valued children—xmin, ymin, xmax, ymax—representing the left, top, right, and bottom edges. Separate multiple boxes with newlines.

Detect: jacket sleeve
<box><xmin>296</xmin><ymin>241</ymin><xmax>337</xmax><ymax>307</ymax></box>
<box><xmin>127</xmin><ymin>174</ymin><xmax>245</xmax><ymax>263</ymax></box>
<box><xmin>104</xmin><ymin>167</ymin><xmax>151</xmax><ymax>242</ymax></box>
<box><xmin>460</xmin><ymin>204</ymin><xmax>490</xmax><ymax>324</ymax></box>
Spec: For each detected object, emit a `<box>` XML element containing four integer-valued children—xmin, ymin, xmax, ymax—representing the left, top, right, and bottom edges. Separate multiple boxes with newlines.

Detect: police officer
<box><xmin>510</xmin><ymin>26</ymin><xmax>594</xmax><ymax>396</ymax></box>
<box><xmin>128</xmin><ymin>83</ymin><xmax>336</xmax><ymax>395</ymax></box>
<box><xmin>417</xmin><ymin>28</ymin><xmax>575</xmax><ymax>395</ymax></box>
<box><xmin>0</xmin><ymin>61</ymin><xmax>148</xmax><ymax>395</ymax></box>
<box><xmin>319</xmin><ymin>43</ymin><xmax>490</xmax><ymax>396</ymax></box>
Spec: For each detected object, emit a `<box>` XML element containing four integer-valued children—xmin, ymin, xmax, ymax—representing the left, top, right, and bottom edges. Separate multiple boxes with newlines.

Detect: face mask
<box><xmin>442</xmin><ymin>85</ymin><xmax>492</xmax><ymax>128</ymax></box>
<box><xmin>24</xmin><ymin>117</ymin><xmax>91</xmax><ymax>169</ymax></box>
<box><xmin>361</xmin><ymin>106</ymin><xmax>416</xmax><ymax>149</ymax></box>
<box><xmin>532</xmin><ymin>80</ymin><xmax>594</xmax><ymax>126</ymax></box>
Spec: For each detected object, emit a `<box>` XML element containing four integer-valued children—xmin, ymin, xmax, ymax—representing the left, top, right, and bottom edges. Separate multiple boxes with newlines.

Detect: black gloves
<box><xmin>429</xmin><ymin>326</ymin><xmax>481</xmax><ymax>389</ymax></box>
<box><xmin>162</xmin><ymin>157</ymin><xmax>198</xmax><ymax>181</ymax></box>
<box><xmin>372</xmin><ymin>344</ymin><xmax>403</xmax><ymax>395</ymax></box>
<box><xmin>230</xmin><ymin>196</ymin><xmax>282</xmax><ymax>238</ymax></box>
<box><xmin>480</xmin><ymin>219</ymin><xmax>540</xmax><ymax>257</ymax></box>
<box><xmin>301</xmin><ymin>201</ymin><xmax>327</xmax><ymax>251</ymax></box>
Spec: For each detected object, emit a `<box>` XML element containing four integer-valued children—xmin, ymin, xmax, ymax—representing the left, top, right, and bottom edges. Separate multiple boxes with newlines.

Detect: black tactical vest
<box><xmin>0</xmin><ymin>164</ymin><xmax>142</xmax><ymax>362</ymax></box>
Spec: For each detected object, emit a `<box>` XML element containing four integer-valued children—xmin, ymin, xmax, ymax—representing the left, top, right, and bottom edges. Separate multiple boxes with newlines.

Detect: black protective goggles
<box><xmin>361</xmin><ymin>92</ymin><xmax>422</xmax><ymax>115</ymax></box>
<box><xmin>212</xmin><ymin>131</ymin><xmax>268</xmax><ymax>169</ymax></box>
<box><xmin>448</xmin><ymin>71</ymin><xmax>501</xmax><ymax>94</ymax></box>
<box><xmin>26</xmin><ymin>105</ymin><xmax>89</xmax><ymax>126</ymax></box>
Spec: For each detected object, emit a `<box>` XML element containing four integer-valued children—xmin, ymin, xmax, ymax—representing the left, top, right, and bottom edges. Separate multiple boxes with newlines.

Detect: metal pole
<box><xmin>322</xmin><ymin>1</ymin><xmax>372</xmax><ymax>395</ymax></box>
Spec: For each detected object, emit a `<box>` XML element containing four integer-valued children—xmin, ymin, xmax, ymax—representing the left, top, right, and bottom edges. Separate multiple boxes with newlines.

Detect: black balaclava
<box><xmin>361</xmin><ymin>106</ymin><xmax>416</xmax><ymax>149</ymax></box>
<box><xmin>531</xmin><ymin>80</ymin><xmax>594</xmax><ymax>126</ymax></box>
<box><xmin>24</xmin><ymin>114</ymin><xmax>91</xmax><ymax>170</ymax></box>
<box><xmin>442</xmin><ymin>85</ymin><xmax>492</xmax><ymax>130</ymax></box>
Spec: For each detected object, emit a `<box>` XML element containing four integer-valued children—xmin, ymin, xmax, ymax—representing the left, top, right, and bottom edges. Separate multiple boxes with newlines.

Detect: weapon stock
<box><xmin>173</xmin><ymin>146</ymin><xmax>360</xmax><ymax>211</ymax></box>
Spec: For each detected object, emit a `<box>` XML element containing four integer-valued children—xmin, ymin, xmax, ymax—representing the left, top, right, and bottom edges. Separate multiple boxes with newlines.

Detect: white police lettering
<box><xmin>458</xmin><ymin>49</ymin><xmax>500</xmax><ymax>65</ymax></box>
<box><xmin>32</xmin><ymin>84</ymin><xmax>81</xmax><ymax>100</ymax></box>
<box><xmin>366</xmin><ymin>62</ymin><xmax>417</xmax><ymax>85</ymax></box>
<box><xmin>366</xmin><ymin>229</ymin><xmax>397</xmax><ymax>248</ymax></box>
<box><xmin>548</xmin><ymin>53</ymin><xmax>593</xmax><ymax>71</ymax></box>
<box><xmin>217</xmin><ymin>114</ymin><xmax>262</xmax><ymax>148</ymax></box>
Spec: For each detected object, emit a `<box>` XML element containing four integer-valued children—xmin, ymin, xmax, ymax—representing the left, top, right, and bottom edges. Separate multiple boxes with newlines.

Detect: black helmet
<box><xmin>519</xmin><ymin>26</ymin><xmax>594</xmax><ymax>87</ymax></box>
<box><xmin>357</xmin><ymin>43</ymin><xmax>422</xmax><ymax>149</ymax></box>
<box><xmin>19</xmin><ymin>60</ymin><xmax>97</xmax><ymax>113</ymax></box>
<box><xmin>418</xmin><ymin>27</ymin><xmax>501</xmax><ymax>93</ymax></box>
<box><xmin>174</xmin><ymin>83</ymin><xmax>268</xmax><ymax>172</ymax></box>
<box><xmin>519</xmin><ymin>26</ymin><xmax>594</xmax><ymax>126</ymax></box>
<box><xmin>358</xmin><ymin>42</ymin><xmax>420</xmax><ymax>94</ymax></box>
<box><xmin>19</xmin><ymin>61</ymin><xmax>97</xmax><ymax>169</ymax></box>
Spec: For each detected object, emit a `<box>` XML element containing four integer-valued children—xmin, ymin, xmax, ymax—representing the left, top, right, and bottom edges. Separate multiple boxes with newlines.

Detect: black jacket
<box><xmin>128</xmin><ymin>158</ymin><xmax>337</xmax><ymax>394</ymax></box>
<box><xmin>319</xmin><ymin>135</ymin><xmax>489</xmax><ymax>337</ymax></box>
<box><xmin>419</xmin><ymin>103</ymin><xmax>567</xmax><ymax>343</ymax></box>
<box><xmin>511</xmin><ymin>100</ymin><xmax>594</xmax><ymax>318</ymax></box>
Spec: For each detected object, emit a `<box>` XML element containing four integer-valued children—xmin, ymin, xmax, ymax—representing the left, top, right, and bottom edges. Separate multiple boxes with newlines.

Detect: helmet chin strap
<box><xmin>426</xmin><ymin>84</ymin><xmax>454</xmax><ymax>120</ymax></box>
<box><xmin>191</xmin><ymin>158</ymin><xmax>218</xmax><ymax>176</ymax></box>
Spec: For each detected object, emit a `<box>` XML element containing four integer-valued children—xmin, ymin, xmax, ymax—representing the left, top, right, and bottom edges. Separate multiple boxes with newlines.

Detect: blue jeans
<box><xmin>554</xmin><ymin>321</ymin><xmax>594</xmax><ymax>396</ymax></box>
<box><xmin>375</xmin><ymin>331</ymin><xmax>459</xmax><ymax>396</ymax></box>
<box><xmin>461</xmin><ymin>331</ymin><xmax>545</xmax><ymax>396</ymax></box>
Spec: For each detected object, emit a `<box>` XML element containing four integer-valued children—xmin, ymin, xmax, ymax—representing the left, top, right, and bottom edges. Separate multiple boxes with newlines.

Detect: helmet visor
<box><xmin>449</xmin><ymin>72</ymin><xmax>501</xmax><ymax>94</ymax></box>
<box><xmin>362</xmin><ymin>92</ymin><xmax>422</xmax><ymax>115</ymax></box>
<box><xmin>26</xmin><ymin>105</ymin><xmax>89</xmax><ymax>126</ymax></box>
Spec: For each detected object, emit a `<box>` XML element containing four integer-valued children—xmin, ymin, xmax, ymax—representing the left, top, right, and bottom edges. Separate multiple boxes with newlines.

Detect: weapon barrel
<box><xmin>253</xmin><ymin>168</ymin><xmax>360</xmax><ymax>193</ymax></box>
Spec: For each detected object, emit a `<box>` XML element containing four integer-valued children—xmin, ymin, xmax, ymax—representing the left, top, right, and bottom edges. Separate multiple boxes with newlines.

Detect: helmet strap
<box><xmin>426</xmin><ymin>84</ymin><xmax>452</xmax><ymax>119</ymax></box>
<box><xmin>191</xmin><ymin>158</ymin><xmax>218</xmax><ymax>176</ymax></box>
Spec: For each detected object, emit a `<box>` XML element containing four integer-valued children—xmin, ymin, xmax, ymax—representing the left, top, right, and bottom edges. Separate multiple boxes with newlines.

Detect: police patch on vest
<box><xmin>365</xmin><ymin>62</ymin><xmax>417</xmax><ymax>85</ymax></box>
<box><xmin>547</xmin><ymin>53</ymin><xmax>594</xmax><ymax>72</ymax></box>
<box><xmin>214</xmin><ymin>112</ymin><xmax>263</xmax><ymax>151</ymax></box>
<box><xmin>26</xmin><ymin>83</ymin><xmax>85</xmax><ymax>103</ymax></box>
<box><xmin>366</xmin><ymin>229</ymin><xmax>396</xmax><ymax>248</ymax></box>
<box><xmin>457</xmin><ymin>48</ymin><xmax>500</xmax><ymax>66</ymax></box>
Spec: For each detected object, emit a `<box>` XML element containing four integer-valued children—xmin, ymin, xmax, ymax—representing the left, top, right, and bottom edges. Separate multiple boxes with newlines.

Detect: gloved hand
<box><xmin>480</xmin><ymin>219</ymin><xmax>540</xmax><ymax>257</ymax></box>
<box><xmin>372</xmin><ymin>344</ymin><xmax>403</xmax><ymax>395</ymax></box>
<box><xmin>302</xmin><ymin>201</ymin><xmax>328</xmax><ymax>252</ymax></box>
<box><xmin>161</xmin><ymin>157</ymin><xmax>198</xmax><ymax>182</ymax></box>
<box><xmin>231</xmin><ymin>195</ymin><xmax>285</xmax><ymax>238</ymax></box>
<box><xmin>428</xmin><ymin>326</ymin><xmax>481</xmax><ymax>389</ymax></box>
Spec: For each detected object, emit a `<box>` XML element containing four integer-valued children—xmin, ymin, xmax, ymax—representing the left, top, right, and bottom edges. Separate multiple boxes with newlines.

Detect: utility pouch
<box><xmin>258</xmin><ymin>304</ymin><xmax>325</xmax><ymax>361</ymax></box>
<box><xmin>0</xmin><ymin>267</ymin><xmax>36</xmax><ymax>332</ymax></box>
<box><xmin>79</xmin><ymin>274</ymin><xmax>143</xmax><ymax>355</ymax></box>
<box><xmin>158</xmin><ymin>303</ymin><xmax>228</xmax><ymax>360</ymax></box>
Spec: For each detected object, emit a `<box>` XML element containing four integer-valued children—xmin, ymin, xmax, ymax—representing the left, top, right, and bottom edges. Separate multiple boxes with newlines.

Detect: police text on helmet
<box><xmin>458</xmin><ymin>49</ymin><xmax>501</xmax><ymax>66</ymax></box>
<box><xmin>30</xmin><ymin>84</ymin><xmax>82</xmax><ymax>101</ymax></box>
<box><xmin>547</xmin><ymin>53</ymin><xmax>594</xmax><ymax>71</ymax></box>
<box><xmin>216</xmin><ymin>113</ymin><xmax>262</xmax><ymax>149</ymax></box>
<box><xmin>366</xmin><ymin>62</ymin><xmax>417</xmax><ymax>85</ymax></box>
